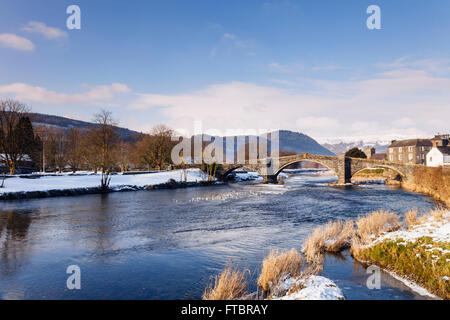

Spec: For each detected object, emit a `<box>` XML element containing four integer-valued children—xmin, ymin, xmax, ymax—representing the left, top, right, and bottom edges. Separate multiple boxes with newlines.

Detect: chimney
<box><xmin>432</xmin><ymin>139</ymin><xmax>438</xmax><ymax>148</ymax></box>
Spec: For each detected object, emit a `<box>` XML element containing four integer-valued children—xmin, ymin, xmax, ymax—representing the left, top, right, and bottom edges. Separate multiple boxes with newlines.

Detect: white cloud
<box><xmin>223</xmin><ymin>33</ymin><xmax>237</xmax><ymax>40</ymax></box>
<box><xmin>0</xmin><ymin>33</ymin><xmax>34</xmax><ymax>51</ymax></box>
<box><xmin>22</xmin><ymin>21</ymin><xmax>67</xmax><ymax>39</ymax></box>
<box><xmin>130</xmin><ymin>61</ymin><xmax>450</xmax><ymax>140</ymax></box>
<box><xmin>0</xmin><ymin>83</ymin><xmax>130</xmax><ymax>105</ymax></box>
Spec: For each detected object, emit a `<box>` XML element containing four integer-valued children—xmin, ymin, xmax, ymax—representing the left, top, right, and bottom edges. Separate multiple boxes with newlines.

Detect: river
<box><xmin>0</xmin><ymin>170</ymin><xmax>439</xmax><ymax>299</ymax></box>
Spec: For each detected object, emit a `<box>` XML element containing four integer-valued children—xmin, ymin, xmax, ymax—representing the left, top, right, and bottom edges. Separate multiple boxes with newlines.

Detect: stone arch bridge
<box><xmin>213</xmin><ymin>153</ymin><xmax>416</xmax><ymax>184</ymax></box>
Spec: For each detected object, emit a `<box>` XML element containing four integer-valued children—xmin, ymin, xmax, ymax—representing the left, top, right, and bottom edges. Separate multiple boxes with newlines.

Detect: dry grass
<box><xmin>301</xmin><ymin>220</ymin><xmax>354</xmax><ymax>264</ymax></box>
<box><xmin>405</xmin><ymin>210</ymin><xmax>418</xmax><ymax>228</ymax></box>
<box><xmin>428</xmin><ymin>208</ymin><xmax>448</xmax><ymax>222</ymax></box>
<box><xmin>202</xmin><ymin>264</ymin><xmax>248</xmax><ymax>300</ymax></box>
<box><xmin>406</xmin><ymin>208</ymin><xmax>447</xmax><ymax>228</ymax></box>
<box><xmin>257</xmin><ymin>249</ymin><xmax>302</xmax><ymax>295</ymax></box>
<box><xmin>354</xmin><ymin>210</ymin><xmax>400</xmax><ymax>244</ymax></box>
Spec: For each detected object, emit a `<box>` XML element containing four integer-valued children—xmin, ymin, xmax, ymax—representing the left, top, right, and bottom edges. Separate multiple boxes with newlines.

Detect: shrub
<box><xmin>257</xmin><ymin>249</ymin><xmax>302</xmax><ymax>295</ymax></box>
<box><xmin>202</xmin><ymin>264</ymin><xmax>248</xmax><ymax>300</ymax></box>
<box><xmin>405</xmin><ymin>210</ymin><xmax>418</xmax><ymax>228</ymax></box>
<box><xmin>302</xmin><ymin>220</ymin><xmax>354</xmax><ymax>263</ymax></box>
<box><xmin>354</xmin><ymin>210</ymin><xmax>400</xmax><ymax>244</ymax></box>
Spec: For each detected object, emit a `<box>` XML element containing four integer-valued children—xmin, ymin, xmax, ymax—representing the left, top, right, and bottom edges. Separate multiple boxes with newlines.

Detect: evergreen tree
<box><xmin>345</xmin><ymin>147</ymin><xmax>367</xmax><ymax>159</ymax></box>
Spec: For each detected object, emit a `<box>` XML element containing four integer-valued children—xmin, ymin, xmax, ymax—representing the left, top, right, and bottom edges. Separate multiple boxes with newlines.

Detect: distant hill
<box><xmin>276</xmin><ymin>130</ymin><xmax>335</xmax><ymax>156</ymax></box>
<box><xmin>29</xmin><ymin>113</ymin><xmax>143</xmax><ymax>142</ymax></box>
<box><xmin>201</xmin><ymin>130</ymin><xmax>335</xmax><ymax>157</ymax></box>
<box><xmin>28</xmin><ymin>113</ymin><xmax>334</xmax><ymax>156</ymax></box>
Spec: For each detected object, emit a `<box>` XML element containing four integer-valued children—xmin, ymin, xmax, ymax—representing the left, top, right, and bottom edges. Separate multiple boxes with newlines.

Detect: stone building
<box><xmin>386</xmin><ymin>139</ymin><xmax>432</xmax><ymax>165</ymax></box>
<box><xmin>365</xmin><ymin>147</ymin><xmax>386</xmax><ymax>160</ymax></box>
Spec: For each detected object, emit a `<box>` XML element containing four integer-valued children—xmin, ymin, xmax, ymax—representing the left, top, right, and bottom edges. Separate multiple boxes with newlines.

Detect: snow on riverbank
<box><xmin>354</xmin><ymin>210</ymin><xmax>449</xmax><ymax>299</ymax></box>
<box><xmin>0</xmin><ymin>169</ymin><xmax>207</xmax><ymax>194</ymax></box>
<box><xmin>271</xmin><ymin>275</ymin><xmax>345</xmax><ymax>300</ymax></box>
<box><xmin>368</xmin><ymin>211</ymin><xmax>450</xmax><ymax>251</ymax></box>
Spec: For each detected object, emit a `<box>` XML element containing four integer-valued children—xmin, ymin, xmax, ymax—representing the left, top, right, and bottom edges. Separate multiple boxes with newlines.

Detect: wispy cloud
<box><xmin>0</xmin><ymin>33</ymin><xmax>35</xmax><ymax>51</ymax></box>
<box><xmin>223</xmin><ymin>33</ymin><xmax>237</xmax><ymax>40</ymax></box>
<box><xmin>0</xmin><ymin>83</ymin><xmax>130</xmax><ymax>105</ymax></box>
<box><xmin>211</xmin><ymin>32</ymin><xmax>255</xmax><ymax>56</ymax></box>
<box><xmin>22</xmin><ymin>21</ymin><xmax>68</xmax><ymax>40</ymax></box>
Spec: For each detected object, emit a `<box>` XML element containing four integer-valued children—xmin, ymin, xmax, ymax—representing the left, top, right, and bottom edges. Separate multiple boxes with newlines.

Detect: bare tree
<box><xmin>65</xmin><ymin>128</ymin><xmax>84</xmax><ymax>173</ymax></box>
<box><xmin>151</xmin><ymin>124</ymin><xmax>175</xmax><ymax>169</ymax></box>
<box><xmin>0</xmin><ymin>173</ymin><xmax>5</xmax><ymax>188</ymax></box>
<box><xmin>91</xmin><ymin>110</ymin><xmax>118</xmax><ymax>189</ymax></box>
<box><xmin>135</xmin><ymin>134</ymin><xmax>157</xmax><ymax>171</ymax></box>
<box><xmin>115</xmin><ymin>139</ymin><xmax>132</xmax><ymax>173</ymax></box>
<box><xmin>135</xmin><ymin>125</ymin><xmax>174</xmax><ymax>171</ymax></box>
<box><xmin>52</xmin><ymin>129</ymin><xmax>66</xmax><ymax>173</ymax></box>
<box><xmin>81</xmin><ymin>130</ymin><xmax>101</xmax><ymax>173</ymax></box>
<box><xmin>0</xmin><ymin>100</ymin><xmax>30</xmax><ymax>175</ymax></box>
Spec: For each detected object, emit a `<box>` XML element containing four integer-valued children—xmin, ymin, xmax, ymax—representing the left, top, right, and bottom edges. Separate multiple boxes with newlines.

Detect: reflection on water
<box><xmin>0</xmin><ymin>171</ymin><xmax>439</xmax><ymax>299</ymax></box>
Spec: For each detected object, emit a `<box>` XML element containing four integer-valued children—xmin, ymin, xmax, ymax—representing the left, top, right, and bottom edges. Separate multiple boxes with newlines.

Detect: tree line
<box><xmin>0</xmin><ymin>99</ymin><xmax>176</xmax><ymax>175</ymax></box>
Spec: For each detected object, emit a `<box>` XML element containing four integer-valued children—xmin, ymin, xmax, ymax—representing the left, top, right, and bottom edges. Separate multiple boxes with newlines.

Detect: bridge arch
<box><xmin>273</xmin><ymin>159</ymin><xmax>339</xmax><ymax>179</ymax></box>
<box><xmin>351</xmin><ymin>164</ymin><xmax>405</xmax><ymax>181</ymax></box>
<box><xmin>218</xmin><ymin>164</ymin><xmax>260</xmax><ymax>180</ymax></box>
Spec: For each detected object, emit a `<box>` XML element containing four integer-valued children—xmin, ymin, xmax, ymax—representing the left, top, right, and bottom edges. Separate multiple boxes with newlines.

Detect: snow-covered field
<box><xmin>271</xmin><ymin>275</ymin><xmax>345</xmax><ymax>300</ymax></box>
<box><xmin>0</xmin><ymin>169</ymin><xmax>207</xmax><ymax>194</ymax></box>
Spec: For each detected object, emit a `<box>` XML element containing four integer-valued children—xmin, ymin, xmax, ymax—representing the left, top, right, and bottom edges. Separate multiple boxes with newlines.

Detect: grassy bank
<box><xmin>403</xmin><ymin>166</ymin><xmax>450</xmax><ymax>206</ymax></box>
<box><xmin>352</xmin><ymin>209</ymin><xmax>449</xmax><ymax>299</ymax></box>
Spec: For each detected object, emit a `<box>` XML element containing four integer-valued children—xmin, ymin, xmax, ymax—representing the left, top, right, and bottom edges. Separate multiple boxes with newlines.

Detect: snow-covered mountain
<box><xmin>321</xmin><ymin>139</ymin><xmax>390</xmax><ymax>155</ymax></box>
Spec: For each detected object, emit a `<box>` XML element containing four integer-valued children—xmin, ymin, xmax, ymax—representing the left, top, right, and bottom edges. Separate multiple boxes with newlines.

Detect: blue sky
<box><xmin>1</xmin><ymin>0</ymin><xmax>449</xmax><ymax>142</ymax></box>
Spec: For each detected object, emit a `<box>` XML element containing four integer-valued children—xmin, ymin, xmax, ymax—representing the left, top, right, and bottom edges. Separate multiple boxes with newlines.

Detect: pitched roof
<box><xmin>370</xmin><ymin>153</ymin><xmax>386</xmax><ymax>160</ymax></box>
<box><xmin>437</xmin><ymin>146</ymin><xmax>450</xmax><ymax>156</ymax></box>
<box><xmin>388</xmin><ymin>139</ymin><xmax>432</xmax><ymax>148</ymax></box>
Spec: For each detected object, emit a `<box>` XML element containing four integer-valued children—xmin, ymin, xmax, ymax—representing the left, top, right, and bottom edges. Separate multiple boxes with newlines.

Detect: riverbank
<box><xmin>301</xmin><ymin>208</ymin><xmax>449</xmax><ymax>299</ymax></box>
<box><xmin>0</xmin><ymin>169</ymin><xmax>219</xmax><ymax>200</ymax></box>
<box><xmin>351</xmin><ymin>209</ymin><xmax>450</xmax><ymax>299</ymax></box>
<box><xmin>402</xmin><ymin>166</ymin><xmax>450</xmax><ymax>207</ymax></box>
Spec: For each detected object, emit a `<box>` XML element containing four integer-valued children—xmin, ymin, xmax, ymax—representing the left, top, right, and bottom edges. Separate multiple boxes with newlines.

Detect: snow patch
<box><xmin>271</xmin><ymin>275</ymin><xmax>345</xmax><ymax>300</ymax></box>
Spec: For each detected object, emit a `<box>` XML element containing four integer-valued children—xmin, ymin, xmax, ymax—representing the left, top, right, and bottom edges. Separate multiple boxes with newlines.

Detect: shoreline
<box><xmin>353</xmin><ymin>257</ymin><xmax>440</xmax><ymax>300</ymax></box>
<box><xmin>0</xmin><ymin>179</ymin><xmax>220</xmax><ymax>201</ymax></box>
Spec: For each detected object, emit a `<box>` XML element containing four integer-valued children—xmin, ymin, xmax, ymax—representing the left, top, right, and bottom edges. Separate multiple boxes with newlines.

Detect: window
<box><xmin>408</xmin><ymin>146</ymin><xmax>413</xmax><ymax>152</ymax></box>
<box><xmin>389</xmin><ymin>155</ymin><xmax>394</xmax><ymax>161</ymax></box>
<box><xmin>409</xmin><ymin>153</ymin><xmax>413</xmax><ymax>160</ymax></box>
<box><xmin>399</xmin><ymin>147</ymin><xmax>403</xmax><ymax>152</ymax></box>
<box><xmin>399</xmin><ymin>154</ymin><xmax>403</xmax><ymax>161</ymax></box>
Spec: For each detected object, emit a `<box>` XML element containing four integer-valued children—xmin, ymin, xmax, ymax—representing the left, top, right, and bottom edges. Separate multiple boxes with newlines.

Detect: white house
<box><xmin>426</xmin><ymin>147</ymin><xmax>450</xmax><ymax>167</ymax></box>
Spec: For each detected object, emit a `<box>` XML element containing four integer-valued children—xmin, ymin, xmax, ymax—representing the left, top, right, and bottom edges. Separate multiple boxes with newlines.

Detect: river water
<box><xmin>0</xmin><ymin>170</ymin><xmax>439</xmax><ymax>300</ymax></box>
